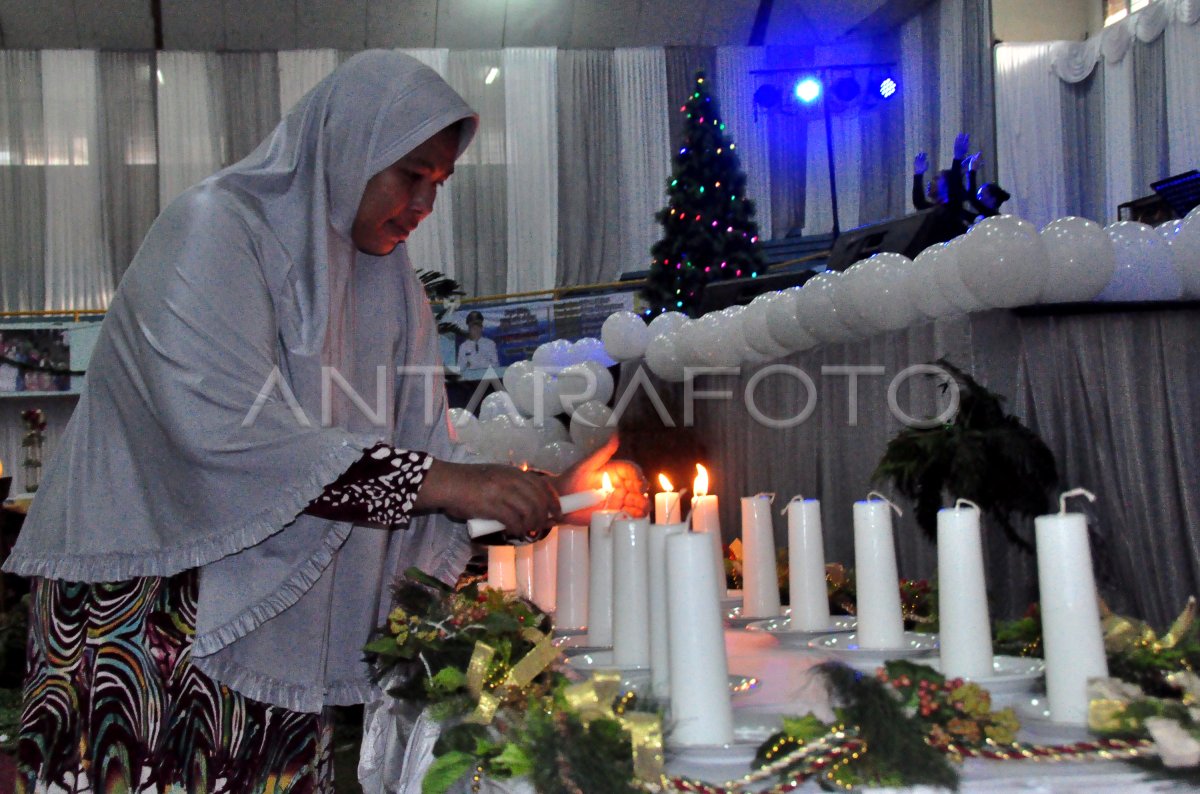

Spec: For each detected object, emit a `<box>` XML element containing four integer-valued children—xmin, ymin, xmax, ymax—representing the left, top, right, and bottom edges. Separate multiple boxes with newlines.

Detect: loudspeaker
<box><xmin>825</xmin><ymin>209</ymin><xmax>942</xmax><ymax>271</ymax></box>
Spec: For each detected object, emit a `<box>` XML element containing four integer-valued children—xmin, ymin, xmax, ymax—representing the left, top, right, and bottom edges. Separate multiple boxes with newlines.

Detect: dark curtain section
<box><xmin>688</xmin><ymin>308</ymin><xmax>1200</xmax><ymax>626</ymax></box>
<box><xmin>0</xmin><ymin>50</ymin><xmax>46</xmax><ymax>312</ymax></box>
<box><xmin>857</xmin><ymin>35</ymin><xmax>908</xmax><ymax>226</ymax></box>
<box><xmin>767</xmin><ymin>110</ymin><xmax>807</xmax><ymax>237</ymax></box>
<box><xmin>1061</xmin><ymin>69</ymin><xmax>1107</xmax><ymax>223</ymax></box>
<box><xmin>1132</xmin><ymin>35</ymin><xmax>1170</xmax><ymax>196</ymax></box>
<box><xmin>556</xmin><ymin>50</ymin><xmax>622</xmax><ymax>287</ymax></box>
<box><xmin>962</xmin><ymin>0</ymin><xmax>996</xmax><ymax>184</ymax></box>
<box><xmin>220</xmin><ymin>53</ymin><xmax>282</xmax><ymax>166</ymax></box>
<box><xmin>98</xmin><ymin>52</ymin><xmax>159</xmax><ymax>287</ymax></box>
<box><xmin>919</xmin><ymin>5</ymin><xmax>943</xmax><ymax>161</ymax></box>
<box><xmin>665</xmin><ymin>46</ymin><xmax>717</xmax><ymax>148</ymax></box>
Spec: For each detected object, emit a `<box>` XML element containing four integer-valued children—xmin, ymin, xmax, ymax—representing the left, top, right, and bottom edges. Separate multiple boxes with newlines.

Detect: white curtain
<box><xmin>995</xmin><ymin>44</ymin><xmax>1067</xmax><ymax>227</ymax></box>
<box><xmin>614</xmin><ymin>48</ymin><xmax>671</xmax><ymax>279</ymax></box>
<box><xmin>400</xmin><ymin>49</ymin><xmax>459</xmax><ymax>282</ymax></box>
<box><xmin>503</xmin><ymin>48</ymin><xmax>558</xmax><ymax>294</ymax></box>
<box><xmin>937</xmin><ymin>0</ymin><xmax>966</xmax><ymax>168</ymax></box>
<box><xmin>714</xmin><ymin>47</ymin><xmax>772</xmax><ymax>241</ymax></box>
<box><xmin>802</xmin><ymin>111</ymin><xmax>862</xmax><ymax>236</ymax></box>
<box><xmin>1103</xmin><ymin>55</ymin><xmax>1135</xmax><ymax>222</ymax></box>
<box><xmin>1165</xmin><ymin>17</ymin><xmax>1200</xmax><ymax>173</ymax></box>
<box><xmin>900</xmin><ymin>17</ymin><xmax>934</xmax><ymax>183</ymax></box>
<box><xmin>277</xmin><ymin>49</ymin><xmax>337</xmax><ymax>116</ymax></box>
<box><xmin>41</xmin><ymin>50</ymin><xmax>113</xmax><ymax>311</ymax></box>
<box><xmin>157</xmin><ymin>52</ymin><xmax>223</xmax><ymax>209</ymax></box>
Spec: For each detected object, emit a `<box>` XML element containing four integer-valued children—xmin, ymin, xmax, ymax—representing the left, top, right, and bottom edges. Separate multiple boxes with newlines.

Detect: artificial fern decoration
<box><xmin>872</xmin><ymin>359</ymin><xmax>1059</xmax><ymax>549</ymax></box>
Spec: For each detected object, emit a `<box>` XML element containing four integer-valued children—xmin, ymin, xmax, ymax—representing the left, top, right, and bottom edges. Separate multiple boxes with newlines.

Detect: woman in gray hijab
<box><xmin>5</xmin><ymin>51</ymin><xmax>622</xmax><ymax>792</ymax></box>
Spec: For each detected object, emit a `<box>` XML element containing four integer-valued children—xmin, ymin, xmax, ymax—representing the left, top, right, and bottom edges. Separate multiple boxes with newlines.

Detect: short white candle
<box><xmin>515</xmin><ymin>544</ymin><xmax>535</xmax><ymax>601</ymax></box>
<box><xmin>787</xmin><ymin>497</ymin><xmax>832</xmax><ymax>632</ymax></box>
<box><xmin>612</xmin><ymin>516</ymin><xmax>652</xmax><ymax>668</ymax></box>
<box><xmin>937</xmin><ymin>500</ymin><xmax>993</xmax><ymax>678</ymax></box>
<box><xmin>741</xmin><ymin>494</ymin><xmax>782</xmax><ymax>618</ymax></box>
<box><xmin>649</xmin><ymin>521</ymin><xmax>686</xmax><ymax>694</ymax></box>
<box><xmin>852</xmin><ymin>495</ymin><xmax>905</xmax><ymax>649</ymax></box>
<box><xmin>655</xmin><ymin>474</ymin><xmax>683</xmax><ymax>525</ymax></box>
<box><xmin>587</xmin><ymin>509</ymin><xmax>619</xmax><ymax>646</ymax></box>
<box><xmin>488</xmin><ymin>545</ymin><xmax>516</xmax><ymax>592</ymax></box>
<box><xmin>1035</xmin><ymin>488</ymin><xmax>1109</xmax><ymax>725</ymax></box>
<box><xmin>532</xmin><ymin>526</ymin><xmax>559</xmax><ymax>612</ymax></box>
<box><xmin>666</xmin><ymin>531</ymin><xmax>734</xmax><ymax>746</ymax></box>
<box><xmin>691</xmin><ymin>465</ymin><xmax>727</xmax><ymax>594</ymax></box>
<box><xmin>554</xmin><ymin>524</ymin><xmax>589</xmax><ymax>630</ymax></box>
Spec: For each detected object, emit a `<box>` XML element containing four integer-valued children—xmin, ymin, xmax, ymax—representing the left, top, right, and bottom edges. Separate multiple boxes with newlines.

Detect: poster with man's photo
<box><xmin>0</xmin><ymin>329</ymin><xmax>71</xmax><ymax>393</ymax></box>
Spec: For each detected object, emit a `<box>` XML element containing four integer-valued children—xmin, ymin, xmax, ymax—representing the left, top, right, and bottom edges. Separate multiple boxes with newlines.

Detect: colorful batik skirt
<box><xmin>17</xmin><ymin>570</ymin><xmax>333</xmax><ymax>793</ymax></box>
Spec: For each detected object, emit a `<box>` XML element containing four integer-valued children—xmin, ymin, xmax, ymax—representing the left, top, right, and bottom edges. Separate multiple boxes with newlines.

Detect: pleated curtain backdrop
<box><xmin>156</xmin><ymin>52</ymin><xmax>223</xmax><ymax>210</ymax></box>
<box><xmin>277</xmin><ymin>49</ymin><xmax>338</xmax><ymax>117</ymax></box>
<box><xmin>0</xmin><ymin>50</ymin><xmax>46</xmax><ymax>312</ymax></box>
<box><xmin>714</xmin><ymin>47</ymin><xmax>773</xmax><ymax>242</ymax></box>
<box><xmin>1164</xmin><ymin>16</ymin><xmax>1200</xmax><ymax>172</ymax></box>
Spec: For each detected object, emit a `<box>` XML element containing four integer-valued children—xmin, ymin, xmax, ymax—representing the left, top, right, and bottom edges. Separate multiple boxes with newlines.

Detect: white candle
<box><xmin>666</xmin><ymin>531</ymin><xmax>733</xmax><ymax>746</ymax></box>
<box><xmin>515</xmin><ymin>544</ymin><xmax>535</xmax><ymax>601</ymax></box>
<box><xmin>555</xmin><ymin>524</ymin><xmax>589</xmax><ymax>631</ymax></box>
<box><xmin>852</xmin><ymin>495</ymin><xmax>905</xmax><ymax>649</ymax></box>
<box><xmin>691</xmin><ymin>493</ymin><xmax>726</xmax><ymax>591</ymax></box>
<box><xmin>787</xmin><ymin>497</ymin><xmax>832</xmax><ymax>631</ymax></box>
<box><xmin>468</xmin><ymin>489</ymin><xmax>606</xmax><ymax>538</ymax></box>
<box><xmin>649</xmin><ymin>521</ymin><xmax>686</xmax><ymax>694</ymax></box>
<box><xmin>587</xmin><ymin>509</ymin><xmax>619</xmax><ymax>646</ymax></box>
<box><xmin>488</xmin><ymin>545</ymin><xmax>516</xmax><ymax>592</ymax></box>
<box><xmin>532</xmin><ymin>527</ymin><xmax>559</xmax><ymax>612</ymax></box>
<box><xmin>612</xmin><ymin>516</ymin><xmax>652</xmax><ymax>668</ymax></box>
<box><xmin>741</xmin><ymin>494</ymin><xmax>781</xmax><ymax>618</ymax></box>
<box><xmin>1035</xmin><ymin>488</ymin><xmax>1108</xmax><ymax>725</ymax></box>
<box><xmin>937</xmin><ymin>500</ymin><xmax>993</xmax><ymax>678</ymax></box>
<box><xmin>655</xmin><ymin>474</ymin><xmax>683</xmax><ymax>525</ymax></box>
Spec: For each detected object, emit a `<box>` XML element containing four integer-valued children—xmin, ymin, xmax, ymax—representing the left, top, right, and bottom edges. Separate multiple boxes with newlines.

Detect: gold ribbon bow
<box><xmin>1102</xmin><ymin>597</ymin><xmax>1196</xmax><ymax>657</ymax></box>
<box><xmin>464</xmin><ymin>628</ymin><xmax>561</xmax><ymax>724</ymax></box>
<box><xmin>563</xmin><ymin>672</ymin><xmax>665</xmax><ymax>782</ymax></box>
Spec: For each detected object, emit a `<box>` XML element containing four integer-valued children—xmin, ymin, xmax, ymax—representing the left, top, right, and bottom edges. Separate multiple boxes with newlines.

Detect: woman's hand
<box><xmin>416</xmin><ymin>459</ymin><xmax>561</xmax><ymax>542</ymax></box>
<box><xmin>553</xmin><ymin>435</ymin><xmax>650</xmax><ymax>522</ymax></box>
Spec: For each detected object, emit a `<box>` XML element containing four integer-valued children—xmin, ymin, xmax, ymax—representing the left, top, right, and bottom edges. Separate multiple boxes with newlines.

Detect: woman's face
<box><xmin>351</xmin><ymin>125</ymin><xmax>459</xmax><ymax>256</ymax></box>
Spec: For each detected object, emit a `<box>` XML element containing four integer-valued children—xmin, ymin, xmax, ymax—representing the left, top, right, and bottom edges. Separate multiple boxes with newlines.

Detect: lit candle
<box><xmin>612</xmin><ymin>516</ymin><xmax>651</xmax><ymax>668</ymax></box>
<box><xmin>587</xmin><ymin>473</ymin><xmax>619</xmax><ymax>646</ymax></box>
<box><xmin>649</xmin><ymin>520</ymin><xmax>686</xmax><ymax>695</ymax></box>
<box><xmin>515</xmin><ymin>544</ymin><xmax>535</xmax><ymax>600</ymax></box>
<box><xmin>690</xmin><ymin>464</ymin><xmax>727</xmax><ymax>592</ymax></box>
<box><xmin>655</xmin><ymin>473</ymin><xmax>683</xmax><ymax>524</ymax></box>
<box><xmin>786</xmin><ymin>496</ymin><xmax>832</xmax><ymax>632</ymax></box>
<box><xmin>937</xmin><ymin>499</ymin><xmax>993</xmax><ymax>678</ymax></box>
<box><xmin>468</xmin><ymin>488</ymin><xmax>607</xmax><ymax>539</ymax></box>
<box><xmin>666</xmin><ymin>531</ymin><xmax>734</xmax><ymax>746</ymax></box>
<box><xmin>532</xmin><ymin>526</ymin><xmax>559</xmax><ymax>612</ymax></box>
<box><xmin>741</xmin><ymin>494</ymin><xmax>781</xmax><ymax>618</ymax></box>
<box><xmin>554</xmin><ymin>524</ymin><xmax>589</xmax><ymax>631</ymax></box>
<box><xmin>852</xmin><ymin>493</ymin><xmax>905</xmax><ymax>649</ymax></box>
<box><xmin>487</xmin><ymin>545</ymin><xmax>516</xmax><ymax>592</ymax></box>
<box><xmin>1035</xmin><ymin>488</ymin><xmax>1108</xmax><ymax>725</ymax></box>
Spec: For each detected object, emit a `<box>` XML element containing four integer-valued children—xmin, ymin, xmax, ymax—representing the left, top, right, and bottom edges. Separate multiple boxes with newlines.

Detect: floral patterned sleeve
<box><xmin>305</xmin><ymin>442</ymin><xmax>433</xmax><ymax>528</ymax></box>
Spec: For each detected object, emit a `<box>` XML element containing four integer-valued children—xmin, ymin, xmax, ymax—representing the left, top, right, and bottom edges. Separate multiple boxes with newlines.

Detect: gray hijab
<box><xmin>5</xmin><ymin>51</ymin><xmax>480</xmax><ymax>712</ymax></box>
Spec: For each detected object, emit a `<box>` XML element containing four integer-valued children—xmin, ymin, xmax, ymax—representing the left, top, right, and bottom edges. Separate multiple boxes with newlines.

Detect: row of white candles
<box><xmin>489</xmin><ymin>466</ymin><xmax>1110</xmax><ymax>730</ymax></box>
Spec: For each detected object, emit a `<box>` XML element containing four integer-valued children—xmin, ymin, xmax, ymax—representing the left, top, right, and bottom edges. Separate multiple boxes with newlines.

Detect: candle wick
<box><xmin>1058</xmin><ymin>487</ymin><xmax>1097</xmax><ymax>514</ymax></box>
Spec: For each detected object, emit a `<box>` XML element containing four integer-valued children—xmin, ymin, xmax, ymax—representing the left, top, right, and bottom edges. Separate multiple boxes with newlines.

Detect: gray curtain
<box><xmin>556</xmin><ymin>50</ymin><xmax>622</xmax><ymax>286</ymax></box>
<box><xmin>669</xmin><ymin>308</ymin><xmax>1200</xmax><ymax>627</ymax></box>
<box><xmin>0</xmin><ymin>50</ymin><xmax>46</xmax><ymax>312</ymax></box>
<box><xmin>1061</xmin><ymin>69</ymin><xmax>1107</xmax><ymax>223</ymax></box>
<box><xmin>98</xmin><ymin>52</ymin><xmax>158</xmax><ymax>287</ymax></box>
<box><xmin>857</xmin><ymin>34</ymin><xmax>908</xmax><ymax>226</ymax></box>
<box><xmin>220</xmin><ymin>52</ymin><xmax>282</xmax><ymax>167</ymax></box>
<box><xmin>962</xmin><ymin>0</ymin><xmax>996</xmax><ymax>185</ymax></box>
<box><xmin>1131</xmin><ymin>35</ymin><xmax>1170</xmax><ymax>197</ymax></box>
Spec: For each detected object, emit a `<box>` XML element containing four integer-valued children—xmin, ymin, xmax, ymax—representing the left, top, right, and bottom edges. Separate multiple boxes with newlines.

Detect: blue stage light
<box><xmin>794</xmin><ymin>77</ymin><xmax>822</xmax><ymax>104</ymax></box>
<box><xmin>879</xmin><ymin>76</ymin><xmax>898</xmax><ymax>99</ymax></box>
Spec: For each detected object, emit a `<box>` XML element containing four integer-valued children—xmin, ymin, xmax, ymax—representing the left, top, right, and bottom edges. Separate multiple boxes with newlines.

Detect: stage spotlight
<box><xmin>794</xmin><ymin>77</ymin><xmax>822</xmax><ymax>104</ymax></box>
<box><xmin>831</xmin><ymin>75</ymin><xmax>860</xmax><ymax>103</ymax></box>
<box><xmin>753</xmin><ymin>84</ymin><xmax>782</xmax><ymax>110</ymax></box>
<box><xmin>878</xmin><ymin>76</ymin><xmax>898</xmax><ymax>99</ymax></box>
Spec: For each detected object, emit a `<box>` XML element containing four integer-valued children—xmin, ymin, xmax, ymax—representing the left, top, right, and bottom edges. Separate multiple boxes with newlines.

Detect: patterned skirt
<box><xmin>17</xmin><ymin>570</ymin><xmax>333</xmax><ymax>793</ymax></box>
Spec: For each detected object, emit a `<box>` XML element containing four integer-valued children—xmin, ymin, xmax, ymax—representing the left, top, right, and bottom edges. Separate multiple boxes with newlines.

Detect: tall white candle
<box><xmin>741</xmin><ymin>494</ymin><xmax>782</xmax><ymax>618</ymax></box>
<box><xmin>488</xmin><ymin>546</ymin><xmax>516</xmax><ymax>592</ymax></box>
<box><xmin>852</xmin><ymin>495</ymin><xmax>905</xmax><ymax>649</ymax></box>
<box><xmin>787</xmin><ymin>497</ymin><xmax>832</xmax><ymax>631</ymax></box>
<box><xmin>649</xmin><ymin>521</ymin><xmax>686</xmax><ymax>694</ymax></box>
<box><xmin>555</xmin><ymin>524</ymin><xmax>589</xmax><ymax>630</ymax></box>
<box><xmin>937</xmin><ymin>500</ymin><xmax>993</xmax><ymax>678</ymax></box>
<box><xmin>666</xmin><ymin>531</ymin><xmax>734</xmax><ymax>746</ymax></box>
<box><xmin>532</xmin><ymin>527</ymin><xmax>559</xmax><ymax>612</ymax></box>
<box><xmin>515</xmin><ymin>544</ymin><xmax>535</xmax><ymax>601</ymax></box>
<box><xmin>655</xmin><ymin>475</ymin><xmax>683</xmax><ymax>525</ymax></box>
<box><xmin>1035</xmin><ymin>488</ymin><xmax>1109</xmax><ymax>725</ymax></box>
<box><xmin>691</xmin><ymin>493</ymin><xmax>726</xmax><ymax>591</ymax></box>
<box><xmin>612</xmin><ymin>516</ymin><xmax>652</xmax><ymax>668</ymax></box>
<box><xmin>587</xmin><ymin>509</ymin><xmax>619</xmax><ymax>646</ymax></box>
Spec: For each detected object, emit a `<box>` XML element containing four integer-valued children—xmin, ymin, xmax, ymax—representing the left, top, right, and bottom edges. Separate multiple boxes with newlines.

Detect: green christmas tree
<box><xmin>642</xmin><ymin>70</ymin><xmax>767</xmax><ymax>318</ymax></box>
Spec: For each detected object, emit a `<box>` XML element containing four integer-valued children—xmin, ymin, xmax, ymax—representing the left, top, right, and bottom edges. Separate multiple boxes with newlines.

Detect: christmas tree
<box><xmin>642</xmin><ymin>71</ymin><xmax>767</xmax><ymax>318</ymax></box>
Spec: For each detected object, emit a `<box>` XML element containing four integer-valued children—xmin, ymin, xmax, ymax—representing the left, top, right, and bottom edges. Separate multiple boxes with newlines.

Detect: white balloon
<box><xmin>820</xmin><ymin>268</ymin><xmax>875</xmax><ymax>338</ymax></box>
<box><xmin>448</xmin><ymin>408</ymin><xmax>480</xmax><ymax>448</ymax></box>
<box><xmin>844</xmin><ymin>253</ymin><xmax>918</xmax><ymax>331</ymax></box>
<box><xmin>764</xmin><ymin>287</ymin><xmax>818</xmax><ymax>351</ymax></box>
<box><xmin>644</xmin><ymin>331</ymin><xmax>686</xmax><ymax>382</ymax></box>
<box><xmin>541</xmin><ymin>440</ymin><xmax>583</xmax><ymax>474</ymax></box>
<box><xmin>479</xmin><ymin>391</ymin><xmax>521</xmax><ymax>422</ymax></box>
<box><xmin>537</xmin><ymin>416</ymin><xmax>570</xmax><ymax>445</ymax></box>
<box><xmin>601</xmin><ymin>311</ymin><xmax>651</xmax><ymax>361</ymax></box>
<box><xmin>742</xmin><ymin>292</ymin><xmax>793</xmax><ymax>358</ymax></box>
<box><xmin>569</xmin><ymin>400</ymin><xmax>615</xmax><ymax>452</ymax></box>
<box><xmin>648</xmin><ymin>310</ymin><xmax>688</xmax><ymax>338</ymax></box>
<box><xmin>931</xmin><ymin>239</ymin><xmax>984</xmax><ymax>312</ymax></box>
<box><xmin>691</xmin><ymin>312</ymin><xmax>743</xmax><ymax>368</ymax></box>
<box><xmin>532</xmin><ymin>339</ymin><xmax>572</xmax><ymax>368</ymax></box>
<box><xmin>794</xmin><ymin>272</ymin><xmax>857</xmax><ymax>342</ymax></box>
<box><xmin>477</xmin><ymin>415</ymin><xmax>538</xmax><ymax>464</ymax></box>
<box><xmin>1038</xmin><ymin>217</ymin><xmax>1117</xmax><ymax>303</ymax></box>
<box><xmin>557</xmin><ymin>361</ymin><xmax>614</xmax><ymax>413</ymax></box>
<box><xmin>535</xmin><ymin>370</ymin><xmax>564</xmax><ymax>418</ymax></box>
<box><xmin>501</xmin><ymin>361</ymin><xmax>537</xmax><ymax>416</ymax></box>
<box><xmin>669</xmin><ymin>319</ymin><xmax>702</xmax><ymax>368</ymax></box>
<box><xmin>719</xmin><ymin>306</ymin><xmax>764</xmax><ymax>365</ymax></box>
<box><xmin>903</xmin><ymin>246</ymin><xmax>959</xmax><ymax>319</ymax></box>
<box><xmin>956</xmin><ymin>215</ymin><xmax>1048</xmax><ymax>308</ymax></box>
<box><xmin>1173</xmin><ymin>211</ymin><xmax>1200</xmax><ymax>298</ymax></box>
<box><xmin>571</xmin><ymin>337</ymin><xmax>615</xmax><ymax>367</ymax></box>
<box><xmin>1097</xmin><ymin>221</ymin><xmax>1182</xmax><ymax>301</ymax></box>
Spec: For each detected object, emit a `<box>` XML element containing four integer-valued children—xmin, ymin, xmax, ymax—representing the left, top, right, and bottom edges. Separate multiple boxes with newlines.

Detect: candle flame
<box><xmin>693</xmin><ymin>463</ymin><xmax>709</xmax><ymax>498</ymax></box>
<box><xmin>658</xmin><ymin>473</ymin><xmax>674</xmax><ymax>492</ymax></box>
<box><xmin>520</xmin><ymin>462</ymin><xmax>529</xmax><ymax>472</ymax></box>
<box><xmin>601</xmin><ymin>471</ymin><xmax>615</xmax><ymax>494</ymax></box>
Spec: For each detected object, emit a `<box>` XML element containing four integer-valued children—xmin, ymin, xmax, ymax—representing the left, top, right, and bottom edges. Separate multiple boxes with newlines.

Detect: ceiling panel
<box><xmin>0</xmin><ymin>0</ymin><xmax>81</xmax><ymax>48</ymax></box>
<box><xmin>566</xmin><ymin>0</ymin><xmax>644</xmax><ymax>48</ymax></box>
<box><xmin>366</xmin><ymin>0</ymin><xmax>438</xmax><ymax>48</ymax></box>
<box><xmin>76</xmin><ymin>0</ymin><xmax>154</xmax><ymax>49</ymax></box>
<box><xmin>698</xmin><ymin>0</ymin><xmax>760</xmax><ymax>46</ymax></box>
<box><xmin>502</xmin><ymin>0</ymin><xmax>574</xmax><ymax>48</ymax></box>
<box><xmin>435</xmin><ymin>0</ymin><xmax>507</xmax><ymax>49</ymax></box>
<box><xmin>223</xmin><ymin>0</ymin><xmax>297</xmax><ymax>50</ymax></box>
<box><xmin>161</xmin><ymin>0</ymin><xmax>225</xmax><ymax>49</ymax></box>
<box><xmin>636</xmin><ymin>0</ymin><xmax>712</xmax><ymax>45</ymax></box>
<box><xmin>299</xmin><ymin>0</ymin><xmax>369</xmax><ymax>49</ymax></box>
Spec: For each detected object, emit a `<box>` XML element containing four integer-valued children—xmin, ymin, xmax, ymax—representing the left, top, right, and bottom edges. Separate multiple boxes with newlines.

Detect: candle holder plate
<box><xmin>665</xmin><ymin>713</ymin><xmax>781</xmax><ymax>767</ymax></box>
<box><xmin>719</xmin><ymin>589</ymin><xmax>743</xmax><ymax>612</ymax></box>
<box><xmin>564</xmin><ymin>651</ymin><xmax>757</xmax><ymax>697</ymax></box>
<box><xmin>742</xmin><ymin>615</ymin><xmax>856</xmax><ymax>645</ymax></box>
<box><xmin>1008</xmin><ymin>695</ymin><xmax>1095</xmax><ymax>743</ymax></box>
<box><xmin>808</xmin><ymin>631</ymin><xmax>938</xmax><ymax>661</ymax></box>
<box><xmin>925</xmin><ymin>655</ymin><xmax>1045</xmax><ymax>694</ymax></box>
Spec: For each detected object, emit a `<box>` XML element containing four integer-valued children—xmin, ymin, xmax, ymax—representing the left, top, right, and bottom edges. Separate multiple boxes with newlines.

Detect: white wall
<box><xmin>993</xmin><ymin>0</ymin><xmax>1103</xmax><ymax>42</ymax></box>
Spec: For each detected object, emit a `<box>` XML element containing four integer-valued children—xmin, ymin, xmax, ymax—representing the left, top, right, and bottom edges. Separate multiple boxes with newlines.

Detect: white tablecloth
<box><xmin>358</xmin><ymin>630</ymin><xmax>1171</xmax><ymax>793</ymax></box>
